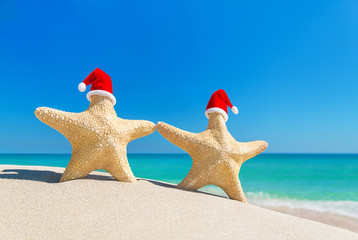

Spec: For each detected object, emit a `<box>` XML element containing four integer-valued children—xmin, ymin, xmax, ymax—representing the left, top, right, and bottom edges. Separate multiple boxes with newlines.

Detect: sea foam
<box><xmin>246</xmin><ymin>191</ymin><xmax>358</xmax><ymax>219</ymax></box>
<box><xmin>199</xmin><ymin>186</ymin><xmax>358</xmax><ymax>219</ymax></box>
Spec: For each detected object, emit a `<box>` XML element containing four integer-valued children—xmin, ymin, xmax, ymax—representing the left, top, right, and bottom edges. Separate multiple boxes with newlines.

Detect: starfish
<box><xmin>35</xmin><ymin>95</ymin><xmax>155</xmax><ymax>183</ymax></box>
<box><xmin>156</xmin><ymin>112</ymin><xmax>268</xmax><ymax>203</ymax></box>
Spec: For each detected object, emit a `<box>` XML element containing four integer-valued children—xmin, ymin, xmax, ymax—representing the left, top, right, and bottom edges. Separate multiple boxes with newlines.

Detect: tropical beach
<box><xmin>1</xmin><ymin>0</ymin><xmax>358</xmax><ymax>239</ymax></box>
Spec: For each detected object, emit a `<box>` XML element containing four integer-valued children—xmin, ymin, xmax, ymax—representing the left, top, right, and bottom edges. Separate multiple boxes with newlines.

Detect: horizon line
<box><xmin>0</xmin><ymin>153</ymin><xmax>357</xmax><ymax>155</ymax></box>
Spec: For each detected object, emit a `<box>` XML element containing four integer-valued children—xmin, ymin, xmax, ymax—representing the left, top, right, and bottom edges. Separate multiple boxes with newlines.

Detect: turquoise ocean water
<box><xmin>1</xmin><ymin>154</ymin><xmax>357</xmax><ymax>218</ymax></box>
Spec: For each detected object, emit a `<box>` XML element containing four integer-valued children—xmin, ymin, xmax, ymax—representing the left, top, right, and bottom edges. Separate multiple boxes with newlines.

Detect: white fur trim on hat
<box><xmin>87</xmin><ymin>90</ymin><xmax>116</xmax><ymax>105</ymax></box>
<box><xmin>205</xmin><ymin>107</ymin><xmax>228</xmax><ymax>122</ymax></box>
<box><xmin>231</xmin><ymin>106</ymin><xmax>238</xmax><ymax>114</ymax></box>
<box><xmin>78</xmin><ymin>82</ymin><xmax>86</xmax><ymax>92</ymax></box>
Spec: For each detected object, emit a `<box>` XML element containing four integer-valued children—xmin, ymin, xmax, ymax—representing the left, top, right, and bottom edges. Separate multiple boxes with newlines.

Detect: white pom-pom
<box><xmin>78</xmin><ymin>82</ymin><xmax>86</xmax><ymax>92</ymax></box>
<box><xmin>231</xmin><ymin>106</ymin><xmax>238</xmax><ymax>114</ymax></box>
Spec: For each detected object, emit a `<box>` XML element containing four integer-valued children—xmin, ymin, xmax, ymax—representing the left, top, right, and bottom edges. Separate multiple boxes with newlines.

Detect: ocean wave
<box><xmin>247</xmin><ymin>192</ymin><xmax>358</xmax><ymax>219</ymax></box>
<box><xmin>199</xmin><ymin>186</ymin><xmax>358</xmax><ymax>219</ymax></box>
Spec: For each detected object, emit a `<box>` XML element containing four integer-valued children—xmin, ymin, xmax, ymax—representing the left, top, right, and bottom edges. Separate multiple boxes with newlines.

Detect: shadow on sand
<box><xmin>0</xmin><ymin>168</ymin><xmax>227</xmax><ymax>199</ymax></box>
<box><xmin>139</xmin><ymin>178</ymin><xmax>227</xmax><ymax>199</ymax></box>
<box><xmin>0</xmin><ymin>169</ymin><xmax>114</xmax><ymax>183</ymax></box>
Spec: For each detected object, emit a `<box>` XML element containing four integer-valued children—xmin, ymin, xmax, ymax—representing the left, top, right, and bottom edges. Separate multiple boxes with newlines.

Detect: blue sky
<box><xmin>0</xmin><ymin>0</ymin><xmax>357</xmax><ymax>153</ymax></box>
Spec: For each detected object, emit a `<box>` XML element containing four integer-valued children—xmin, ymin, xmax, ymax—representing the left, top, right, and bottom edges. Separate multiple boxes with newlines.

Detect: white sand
<box><xmin>0</xmin><ymin>165</ymin><xmax>357</xmax><ymax>240</ymax></box>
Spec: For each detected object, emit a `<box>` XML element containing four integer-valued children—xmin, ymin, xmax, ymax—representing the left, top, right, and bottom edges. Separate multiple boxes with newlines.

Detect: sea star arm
<box><xmin>156</xmin><ymin>122</ymin><xmax>199</xmax><ymax>153</ymax></box>
<box><xmin>220</xmin><ymin>176</ymin><xmax>248</xmax><ymax>203</ymax></box>
<box><xmin>123</xmin><ymin>119</ymin><xmax>156</xmax><ymax>142</ymax></box>
<box><xmin>35</xmin><ymin>107</ymin><xmax>82</xmax><ymax>142</ymax></box>
<box><xmin>104</xmin><ymin>145</ymin><xmax>137</xmax><ymax>182</ymax></box>
<box><xmin>238</xmin><ymin>140</ymin><xmax>268</xmax><ymax>163</ymax></box>
<box><xmin>178</xmin><ymin>163</ymin><xmax>248</xmax><ymax>202</ymax></box>
<box><xmin>60</xmin><ymin>146</ymin><xmax>101</xmax><ymax>182</ymax></box>
<box><xmin>177</xmin><ymin>164</ymin><xmax>209</xmax><ymax>191</ymax></box>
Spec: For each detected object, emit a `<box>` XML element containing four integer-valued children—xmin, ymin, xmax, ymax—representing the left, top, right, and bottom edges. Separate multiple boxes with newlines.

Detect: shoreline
<box><xmin>1</xmin><ymin>165</ymin><xmax>357</xmax><ymax>239</ymax></box>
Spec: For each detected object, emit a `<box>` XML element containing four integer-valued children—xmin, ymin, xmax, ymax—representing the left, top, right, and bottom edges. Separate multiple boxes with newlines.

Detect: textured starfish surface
<box><xmin>156</xmin><ymin>112</ymin><xmax>268</xmax><ymax>203</ymax></box>
<box><xmin>35</xmin><ymin>95</ymin><xmax>155</xmax><ymax>183</ymax></box>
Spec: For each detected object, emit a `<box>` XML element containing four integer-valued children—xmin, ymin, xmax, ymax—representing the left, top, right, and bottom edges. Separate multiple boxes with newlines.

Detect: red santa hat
<box><xmin>205</xmin><ymin>89</ymin><xmax>238</xmax><ymax>122</ymax></box>
<box><xmin>78</xmin><ymin>68</ymin><xmax>116</xmax><ymax>105</ymax></box>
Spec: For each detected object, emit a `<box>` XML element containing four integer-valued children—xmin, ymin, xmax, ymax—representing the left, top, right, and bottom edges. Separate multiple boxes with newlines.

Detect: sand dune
<box><xmin>0</xmin><ymin>165</ymin><xmax>357</xmax><ymax>240</ymax></box>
